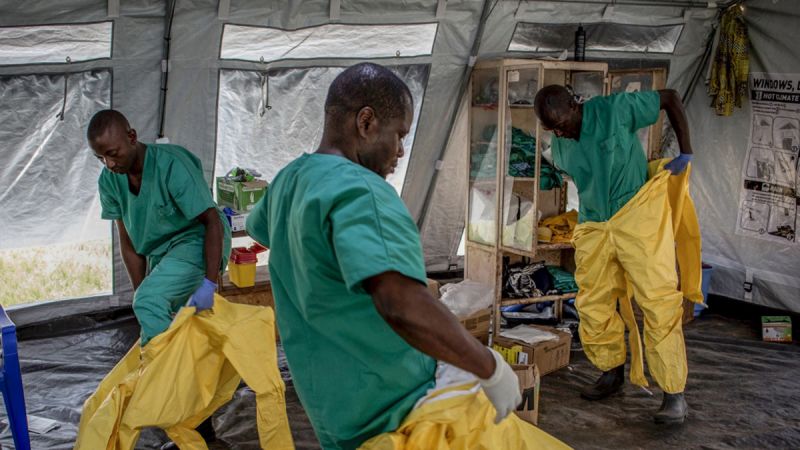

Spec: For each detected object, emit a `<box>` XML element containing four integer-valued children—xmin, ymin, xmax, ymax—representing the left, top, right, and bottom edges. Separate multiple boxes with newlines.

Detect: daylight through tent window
<box><xmin>0</xmin><ymin>70</ymin><xmax>113</xmax><ymax>306</ymax></box>
<box><xmin>214</xmin><ymin>65</ymin><xmax>430</xmax><ymax>197</ymax></box>
<box><xmin>509</xmin><ymin>22</ymin><xmax>683</xmax><ymax>54</ymax></box>
<box><xmin>0</xmin><ymin>22</ymin><xmax>112</xmax><ymax>65</ymax></box>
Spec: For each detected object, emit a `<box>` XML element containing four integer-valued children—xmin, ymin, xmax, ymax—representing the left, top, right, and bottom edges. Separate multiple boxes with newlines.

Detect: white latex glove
<box><xmin>478</xmin><ymin>347</ymin><xmax>522</xmax><ymax>424</ymax></box>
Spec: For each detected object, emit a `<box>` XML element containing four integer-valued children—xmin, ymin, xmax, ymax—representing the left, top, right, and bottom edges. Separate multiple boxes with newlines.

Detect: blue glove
<box><xmin>664</xmin><ymin>153</ymin><xmax>692</xmax><ymax>175</ymax></box>
<box><xmin>187</xmin><ymin>278</ymin><xmax>217</xmax><ymax>312</ymax></box>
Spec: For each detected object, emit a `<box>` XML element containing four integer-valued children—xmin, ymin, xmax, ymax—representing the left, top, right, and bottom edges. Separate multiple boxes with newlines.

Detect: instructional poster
<box><xmin>736</xmin><ymin>72</ymin><xmax>800</xmax><ymax>244</ymax></box>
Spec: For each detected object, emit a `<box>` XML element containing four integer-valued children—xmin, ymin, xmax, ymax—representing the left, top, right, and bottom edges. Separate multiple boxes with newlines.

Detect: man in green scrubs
<box><xmin>246</xmin><ymin>63</ymin><xmax>521</xmax><ymax>449</ymax></box>
<box><xmin>534</xmin><ymin>85</ymin><xmax>695</xmax><ymax>424</ymax></box>
<box><xmin>87</xmin><ymin>110</ymin><xmax>231</xmax><ymax>447</ymax></box>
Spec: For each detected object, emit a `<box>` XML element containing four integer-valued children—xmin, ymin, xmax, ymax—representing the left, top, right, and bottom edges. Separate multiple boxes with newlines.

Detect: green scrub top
<box><xmin>98</xmin><ymin>143</ymin><xmax>224</xmax><ymax>268</ymax></box>
<box><xmin>246</xmin><ymin>153</ymin><xmax>436</xmax><ymax>450</ymax></box>
<box><xmin>552</xmin><ymin>91</ymin><xmax>661</xmax><ymax>223</ymax></box>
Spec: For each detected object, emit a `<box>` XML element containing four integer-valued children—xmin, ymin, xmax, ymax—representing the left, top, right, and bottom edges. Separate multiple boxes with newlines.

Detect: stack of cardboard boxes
<box><xmin>428</xmin><ymin>279</ymin><xmax>563</xmax><ymax>426</ymax></box>
<box><xmin>216</xmin><ymin>176</ymin><xmax>268</xmax><ymax>232</ymax></box>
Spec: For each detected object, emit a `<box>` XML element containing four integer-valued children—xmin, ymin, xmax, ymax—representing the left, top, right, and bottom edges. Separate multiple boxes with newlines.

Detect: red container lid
<box><xmin>230</xmin><ymin>247</ymin><xmax>258</xmax><ymax>264</ymax></box>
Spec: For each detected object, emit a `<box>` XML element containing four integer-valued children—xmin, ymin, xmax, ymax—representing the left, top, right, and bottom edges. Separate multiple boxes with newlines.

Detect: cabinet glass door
<box><xmin>501</xmin><ymin>67</ymin><xmax>539</xmax><ymax>253</ymax></box>
<box><xmin>468</xmin><ymin>68</ymin><xmax>500</xmax><ymax>245</ymax></box>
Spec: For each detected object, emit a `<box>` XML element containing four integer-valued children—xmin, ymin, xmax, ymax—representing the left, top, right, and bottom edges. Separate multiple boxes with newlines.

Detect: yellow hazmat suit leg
<box><xmin>572</xmin><ymin>225</ymin><xmax>629</xmax><ymax>372</ymax></box>
<box><xmin>572</xmin><ymin>162</ymin><xmax>701</xmax><ymax>394</ymax></box>
<box><xmin>75</xmin><ymin>295</ymin><xmax>293</xmax><ymax>450</ymax></box>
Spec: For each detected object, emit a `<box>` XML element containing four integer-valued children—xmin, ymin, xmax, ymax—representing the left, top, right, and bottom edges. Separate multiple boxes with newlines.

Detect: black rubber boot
<box><xmin>580</xmin><ymin>364</ymin><xmax>625</xmax><ymax>400</ymax></box>
<box><xmin>654</xmin><ymin>392</ymin><xmax>688</xmax><ymax>424</ymax></box>
<box><xmin>160</xmin><ymin>416</ymin><xmax>217</xmax><ymax>450</ymax></box>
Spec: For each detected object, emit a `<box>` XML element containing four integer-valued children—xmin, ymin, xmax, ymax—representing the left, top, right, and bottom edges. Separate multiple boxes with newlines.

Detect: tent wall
<box><xmin>686</xmin><ymin>0</ymin><xmax>800</xmax><ymax>312</ymax></box>
<box><xmin>1</xmin><ymin>0</ymin><xmax>164</xmax><ymax>323</ymax></box>
<box><xmin>2</xmin><ymin>0</ymin><xmax>800</xmax><ymax>322</ymax></box>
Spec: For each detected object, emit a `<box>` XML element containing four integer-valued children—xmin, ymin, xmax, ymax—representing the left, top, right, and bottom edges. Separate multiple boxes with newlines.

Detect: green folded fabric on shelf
<box><xmin>472</xmin><ymin>125</ymin><xmax>563</xmax><ymax>190</ymax></box>
<box><xmin>546</xmin><ymin>266</ymin><xmax>578</xmax><ymax>294</ymax></box>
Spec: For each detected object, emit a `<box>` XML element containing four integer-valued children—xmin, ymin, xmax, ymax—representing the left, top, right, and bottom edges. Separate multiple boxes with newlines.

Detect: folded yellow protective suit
<box><xmin>538</xmin><ymin>210</ymin><xmax>578</xmax><ymax>244</ymax></box>
<box><xmin>571</xmin><ymin>160</ymin><xmax>701</xmax><ymax>393</ymax></box>
<box><xmin>74</xmin><ymin>295</ymin><xmax>294</xmax><ymax>450</ymax></box>
<box><xmin>359</xmin><ymin>382</ymin><xmax>571</xmax><ymax>450</ymax></box>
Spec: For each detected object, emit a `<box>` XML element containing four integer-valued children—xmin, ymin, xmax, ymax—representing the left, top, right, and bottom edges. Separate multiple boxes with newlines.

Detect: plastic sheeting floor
<box><xmin>1</xmin><ymin>301</ymin><xmax>798</xmax><ymax>449</ymax></box>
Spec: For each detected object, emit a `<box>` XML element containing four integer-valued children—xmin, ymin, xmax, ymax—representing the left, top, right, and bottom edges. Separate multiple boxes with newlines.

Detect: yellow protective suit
<box><xmin>75</xmin><ymin>295</ymin><xmax>294</xmax><ymax>450</ymax></box>
<box><xmin>571</xmin><ymin>160</ymin><xmax>702</xmax><ymax>394</ymax></box>
<box><xmin>359</xmin><ymin>382</ymin><xmax>571</xmax><ymax>450</ymax></box>
<box><xmin>538</xmin><ymin>210</ymin><xmax>578</xmax><ymax>244</ymax></box>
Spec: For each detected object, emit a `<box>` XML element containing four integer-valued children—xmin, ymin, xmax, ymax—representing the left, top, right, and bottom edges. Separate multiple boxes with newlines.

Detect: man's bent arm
<box><xmin>115</xmin><ymin>220</ymin><xmax>146</xmax><ymax>291</ymax></box>
<box><xmin>365</xmin><ymin>271</ymin><xmax>496</xmax><ymax>379</ymax></box>
<box><xmin>659</xmin><ymin>89</ymin><xmax>694</xmax><ymax>155</ymax></box>
<box><xmin>196</xmin><ymin>208</ymin><xmax>224</xmax><ymax>283</ymax></box>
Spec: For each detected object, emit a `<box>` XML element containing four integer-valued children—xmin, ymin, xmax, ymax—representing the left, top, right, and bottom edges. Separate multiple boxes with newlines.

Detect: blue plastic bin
<box><xmin>694</xmin><ymin>264</ymin><xmax>713</xmax><ymax>317</ymax></box>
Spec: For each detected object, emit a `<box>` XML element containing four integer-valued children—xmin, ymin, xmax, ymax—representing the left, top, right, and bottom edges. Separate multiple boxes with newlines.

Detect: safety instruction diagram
<box><xmin>737</xmin><ymin>72</ymin><xmax>800</xmax><ymax>244</ymax></box>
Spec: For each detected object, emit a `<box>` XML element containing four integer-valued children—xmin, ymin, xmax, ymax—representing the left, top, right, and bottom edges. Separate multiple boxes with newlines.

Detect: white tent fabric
<box><xmin>685</xmin><ymin>0</ymin><xmax>800</xmax><ymax>312</ymax></box>
<box><xmin>214</xmin><ymin>64</ymin><xmax>428</xmax><ymax>194</ymax></box>
<box><xmin>1</xmin><ymin>0</ymin><xmax>799</xmax><ymax>324</ymax></box>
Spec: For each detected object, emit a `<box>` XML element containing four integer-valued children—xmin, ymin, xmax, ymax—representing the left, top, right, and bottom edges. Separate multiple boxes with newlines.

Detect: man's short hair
<box><xmin>87</xmin><ymin>109</ymin><xmax>130</xmax><ymax>141</ymax></box>
<box><xmin>534</xmin><ymin>85</ymin><xmax>576</xmax><ymax>127</ymax></box>
<box><xmin>324</xmin><ymin>63</ymin><xmax>412</xmax><ymax>120</ymax></box>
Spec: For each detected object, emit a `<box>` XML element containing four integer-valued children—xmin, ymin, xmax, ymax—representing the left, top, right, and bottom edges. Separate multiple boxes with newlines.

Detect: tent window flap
<box><xmin>509</xmin><ymin>22</ymin><xmax>683</xmax><ymax>54</ymax></box>
<box><xmin>220</xmin><ymin>23</ymin><xmax>438</xmax><ymax>62</ymax></box>
<box><xmin>0</xmin><ymin>22</ymin><xmax>113</xmax><ymax>66</ymax></box>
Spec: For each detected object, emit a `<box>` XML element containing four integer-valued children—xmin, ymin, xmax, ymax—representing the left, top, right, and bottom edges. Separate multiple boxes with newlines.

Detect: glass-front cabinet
<box><xmin>465</xmin><ymin>59</ymin><xmax>609</xmax><ymax>336</ymax></box>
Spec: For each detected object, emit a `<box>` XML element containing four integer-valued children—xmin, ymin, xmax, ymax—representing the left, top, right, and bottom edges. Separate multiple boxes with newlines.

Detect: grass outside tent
<box><xmin>0</xmin><ymin>240</ymin><xmax>112</xmax><ymax>307</ymax></box>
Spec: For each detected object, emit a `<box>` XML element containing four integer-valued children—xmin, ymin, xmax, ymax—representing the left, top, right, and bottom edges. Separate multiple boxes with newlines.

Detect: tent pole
<box><xmin>416</xmin><ymin>0</ymin><xmax>495</xmax><ymax>231</ymax></box>
<box><xmin>157</xmin><ymin>0</ymin><xmax>178</xmax><ymax>139</ymax></box>
<box><xmin>519</xmin><ymin>0</ymin><xmax>730</xmax><ymax>9</ymax></box>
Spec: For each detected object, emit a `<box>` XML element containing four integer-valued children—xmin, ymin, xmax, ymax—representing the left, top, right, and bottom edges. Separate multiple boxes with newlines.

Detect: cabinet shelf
<box><xmin>501</xmin><ymin>293</ymin><xmax>577</xmax><ymax>307</ymax></box>
<box><xmin>536</xmin><ymin>242</ymin><xmax>573</xmax><ymax>251</ymax></box>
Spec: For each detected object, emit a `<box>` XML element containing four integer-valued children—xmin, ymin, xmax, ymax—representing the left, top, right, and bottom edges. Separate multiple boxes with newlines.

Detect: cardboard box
<box><xmin>460</xmin><ymin>308</ymin><xmax>491</xmax><ymax>342</ymax></box>
<box><xmin>216</xmin><ymin>178</ymin><xmax>268</xmax><ymax>212</ymax></box>
<box><xmin>512</xmin><ymin>364</ymin><xmax>540</xmax><ymax>425</ymax></box>
<box><xmin>493</xmin><ymin>326</ymin><xmax>571</xmax><ymax>376</ymax></box>
<box><xmin>762</xmin><ymin>316</ymin><xmax>792</xmax><ymax>343</ymax></box>
<box><xmin>224</xmin><ymin>210</ymin><xmax>249</xmax><ymax>232</ymax></box>
<box><xmin>426</xmin><ymin>278</ymin><xmax>441</xmax><ymax>299</ymax></box>
<box><xmin>428</xmin><ymin>279</ymin><xmax>491</xmax><ymax>343</ymax></box>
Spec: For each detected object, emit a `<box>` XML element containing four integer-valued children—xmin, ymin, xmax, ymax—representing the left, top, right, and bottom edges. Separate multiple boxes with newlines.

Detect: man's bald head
<box><xmin>319</xmin><ymin>63</ymin><xmax>413</xmax><ymax>179</ymax></box>
<box><xmin>534</xmin><ymin>85</ymin><xmax>582</xmax><ymax>140</ymax></box>
<box><xmin>87</xmin><ymin>109</ymin><xmax>130</xmax><ymax>142</ymax></box>
<box><xmin>324</xmin><ymin>63</ymin><xmax>412</xmax><ymax>123</ymax></box>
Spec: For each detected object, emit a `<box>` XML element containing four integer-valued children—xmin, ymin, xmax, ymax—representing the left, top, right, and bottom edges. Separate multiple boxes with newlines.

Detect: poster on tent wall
<box><xmin>736</xmin><ymin>72</ymin><xmax>800</xmax><ymax>245</ymax></box>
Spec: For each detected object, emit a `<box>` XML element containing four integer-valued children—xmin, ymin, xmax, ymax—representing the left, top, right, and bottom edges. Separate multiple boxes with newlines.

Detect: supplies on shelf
<box><xmin>546</xmin><ymin>266</ymin><xmax>578</xmax><ymax>294</ymax></box>
<box><xmin>472</xmin><ymin>126</ymin><xmax>563</xmax><ymax>191</ymax></box>
<box><xmin>537</xmin><ymin>210</ymin><xmax>578</xmax><ymax>243</ymax></box>
<box><xmin>502</xmin><ymin>259</ymin><xmax>558</xmax><ymax>299</ymax></box>
<box><xmin>440</xmin><ymin>280</ymin><xmax>494</xmax><ymax>319</ymax></box>
<box><xmin>503</xmin><ymin>258</ymin><xmax>578</xmax><ymax>299</ymax></box>
<box><xmin>508</xmin><ymin>128</ymin><xmax>563</xmax><ymax>191</ymax></box>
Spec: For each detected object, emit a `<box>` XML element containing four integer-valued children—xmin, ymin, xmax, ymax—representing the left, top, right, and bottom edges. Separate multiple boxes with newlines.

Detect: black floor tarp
<box><xmin>2</xmin><ymin>299</ymin><xmax>798</xmax><ymax>449</ymax></box>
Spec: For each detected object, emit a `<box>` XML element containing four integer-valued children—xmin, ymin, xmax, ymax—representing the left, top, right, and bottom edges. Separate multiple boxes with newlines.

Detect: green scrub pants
<box><xmin>134</xmin><ymin>253</ymin><xmax>206</xmax><ymax>346</ymax></box>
